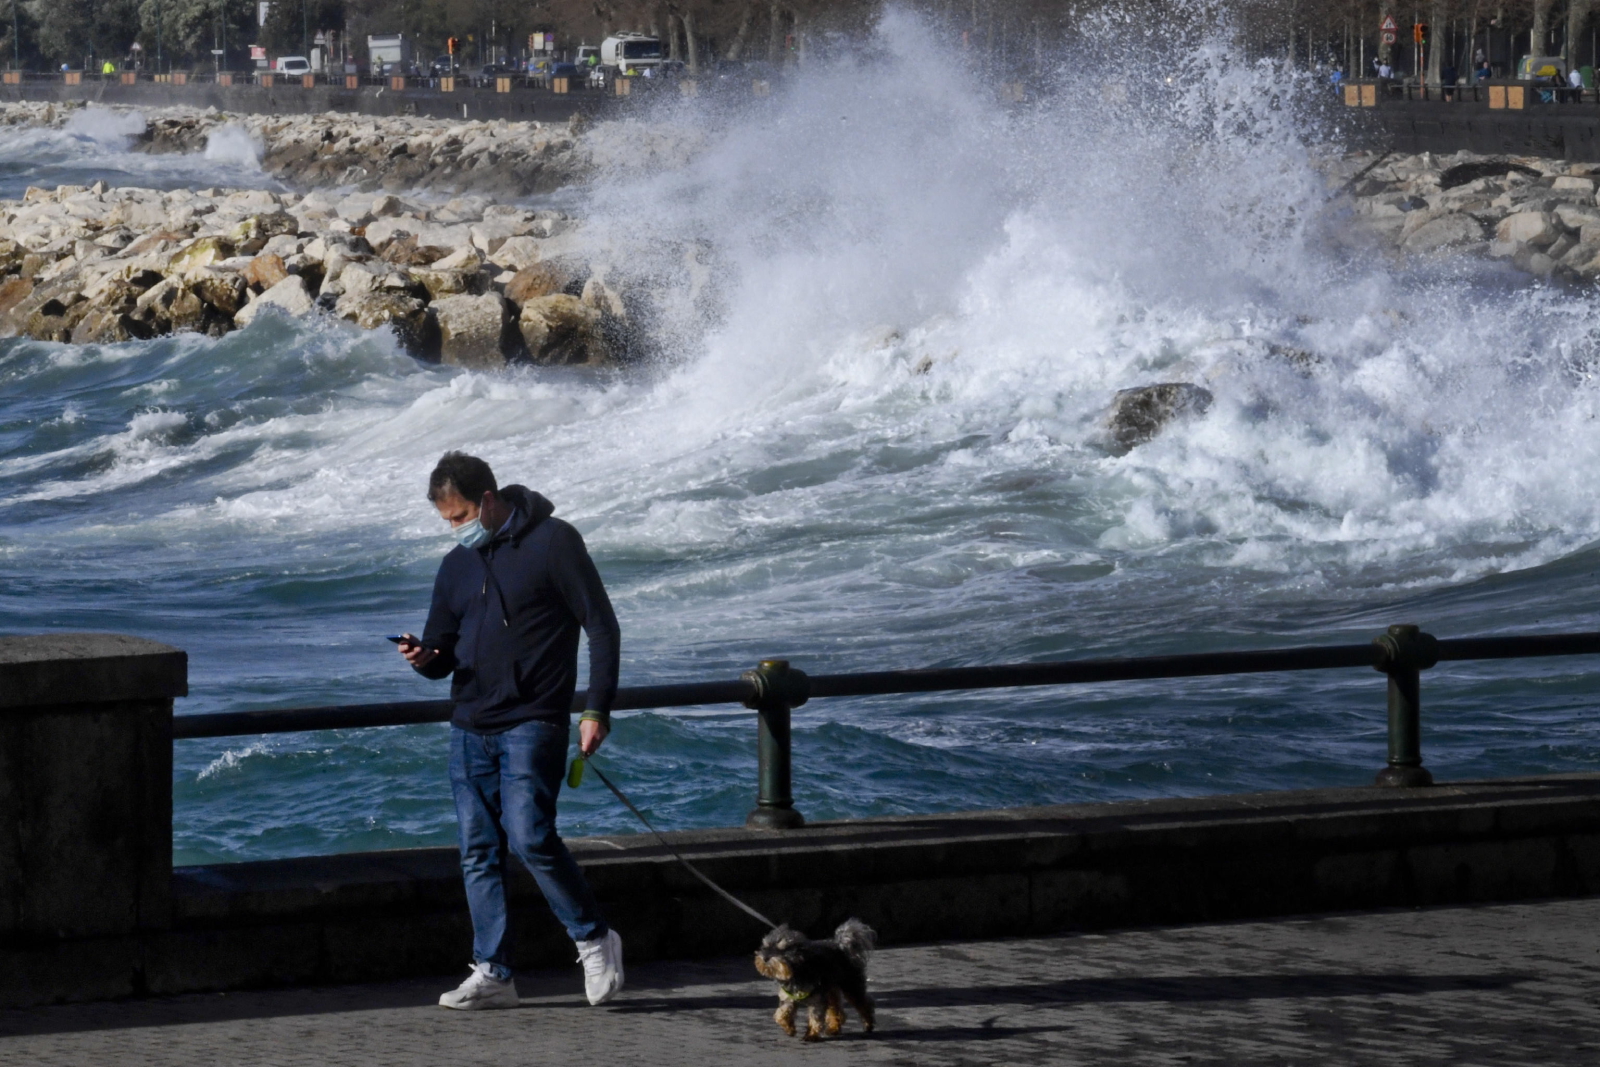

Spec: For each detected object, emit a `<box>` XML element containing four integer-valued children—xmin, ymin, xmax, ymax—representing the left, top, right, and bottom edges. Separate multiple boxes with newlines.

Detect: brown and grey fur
<box><xmin>753</xmin><ymin>920</ymin><xmax>876</xmax><ymax>1041</ymax></box>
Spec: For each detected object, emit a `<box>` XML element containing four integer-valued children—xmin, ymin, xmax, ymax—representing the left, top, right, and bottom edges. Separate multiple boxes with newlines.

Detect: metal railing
<box><xmin>171</xmin><ymin>625</ymin><xmax>1600</xmax><ymax>828</ymax></box>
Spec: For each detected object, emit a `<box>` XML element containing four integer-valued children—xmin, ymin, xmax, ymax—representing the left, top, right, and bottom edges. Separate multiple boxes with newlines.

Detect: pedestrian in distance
<box><xmin>395</xmin><ymin>451</ymin><xmax>624</xmax><ymax>1011</ymax></box>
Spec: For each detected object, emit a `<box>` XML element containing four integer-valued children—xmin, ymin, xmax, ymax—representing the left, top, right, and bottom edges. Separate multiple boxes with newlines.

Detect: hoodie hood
<box><xmin>495</xmin><ymin>484</ymin><xmax>555</xmax><ymax>545</ymax></box>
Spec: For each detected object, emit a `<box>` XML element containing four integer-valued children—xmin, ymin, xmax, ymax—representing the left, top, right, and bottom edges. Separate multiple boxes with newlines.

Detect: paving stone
<box><xmin>2</xmin><ymin>897</ymin><xmax>1598</xmax><ymax>1066</ymax></box>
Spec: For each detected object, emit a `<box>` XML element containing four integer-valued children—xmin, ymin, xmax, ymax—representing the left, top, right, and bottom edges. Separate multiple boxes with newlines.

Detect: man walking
<box><xmin>397</xmin><ymin>451</ymin><xmax>623</xmax><ymax>1009</ymax></box>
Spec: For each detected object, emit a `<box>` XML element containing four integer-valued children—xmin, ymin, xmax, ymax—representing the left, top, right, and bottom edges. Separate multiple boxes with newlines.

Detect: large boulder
<box><xmin>167</xmin><ymin>235</ymin><xmax>235</xmax><ymax>275</ymax></box>
<box><xmin>188</xmin><ymin>269</ymin><xmax>249</xmax><ymax>317</ymax></box>
<box><xmin>228</xmin><ymin>211</ymin><xmax>300</xmax><ymax>247</ymax></box>
<box><xmin>411</xmin><ymin>267</ymin><xmax>486</xmax><ymax>300</ymax></box>
<box><xmin>1101</xmin><ymin>383</ymin><xmax>1214</xmax><ymax>454</ymax></box>
<box><xmin>72</xmin><ymin>307</ymin><xmax>154</xmax><ymax>344</ymax></box>
<box><xmin>488</xmin><ymin>236</ymin><xmax>542</xmax><ymax>272</ymax></box>
<box><xmin>243</xmin><ymin>253</ymin><xmax>289</xmax><ymax>290</ymax></box>
<box><xmin>24</xmin><ymin>292</ymin><xmax>91</xmax><ymax>342</ymax></box>
<box><xmin>233</xmin><ymin>275</ymin><xmax>315</xmax><ymax>327</ymax></box>
<box><xmin>518</xmin><ymin>293</ymin><xmax>610</xmax><ymax>366</ymax></box>
<box><xmin>0</xmin><ymin>277</ymin><xmax>34</xmax><ymax>319</ymax></box>
<box><xmin>1496</xmin><ymin>211</ymin><xmax>1561</xmax><ymax>248</ymax></box>
<box><xmin>434</xmin><ymin>293</ymin><xmax>510</xmax><ymax>369</ymax></box>
<box><xmin>334</xmin><ymin>289</ymin><xmax>438</xmax><ymax>357</ymax></box>
<box><xmin>1404</xmin><ymin>213</ymin><xmax>1486</xmax><ymax>254</ymax></box>
<box><xmin>504</xmin><ymin>262</ymin><xmax>575</xmax><ymax>306</ymax></box>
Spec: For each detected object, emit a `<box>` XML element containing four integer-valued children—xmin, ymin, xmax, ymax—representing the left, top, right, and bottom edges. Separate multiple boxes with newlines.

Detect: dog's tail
<box><xmin>834</xmin><ymin>919</ymin><xmax>876</xmax><ymax>966</ymax></box>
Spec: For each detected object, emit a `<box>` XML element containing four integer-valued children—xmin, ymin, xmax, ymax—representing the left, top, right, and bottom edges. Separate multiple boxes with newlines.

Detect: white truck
<box><xmin>600</xmin><ymin>33</ymin><xmax>662</xmax><ymax>76</ymax></box>
<box><xmin>367</xmin><ymin>33</ymin><xmax>412</xmax><ymax>76</ymax></box>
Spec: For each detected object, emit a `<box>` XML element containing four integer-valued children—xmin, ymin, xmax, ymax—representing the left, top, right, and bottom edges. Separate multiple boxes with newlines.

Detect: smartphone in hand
<box><xmin>386</xmin><ymin>634</ymin><xmax>412</xmax><ymax>644</ymax></box>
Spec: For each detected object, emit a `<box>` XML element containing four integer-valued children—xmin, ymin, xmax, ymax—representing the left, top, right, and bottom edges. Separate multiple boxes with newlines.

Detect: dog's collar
<box><xmin>778</xmin><ymin>984</ymin><xmax>812</xmax><ymax>1002</ymax></box>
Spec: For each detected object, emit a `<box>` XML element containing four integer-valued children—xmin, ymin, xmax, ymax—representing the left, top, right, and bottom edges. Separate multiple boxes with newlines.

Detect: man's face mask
<box><xmin>453</xmin><ymin>515</ymin><xmax>490</xmax><ymax>549</ymax></box>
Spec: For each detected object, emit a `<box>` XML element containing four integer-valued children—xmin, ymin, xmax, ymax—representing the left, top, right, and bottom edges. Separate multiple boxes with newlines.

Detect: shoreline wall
<box><xmin>3</xmin><ymin>634</ymin><xmax>1600</xmax><ymax>1008</ymax></box>
<box><xmin>0</xmin><ymin>80</ymin><xmax>609</xmax><ymax>123</ymax></box>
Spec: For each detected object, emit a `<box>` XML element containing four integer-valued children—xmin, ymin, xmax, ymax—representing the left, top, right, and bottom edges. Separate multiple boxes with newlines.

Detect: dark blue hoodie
<box><xmin>414</xmin><ymin>484</ymin><xmax>621</xmax><ymax>733</ymax></box>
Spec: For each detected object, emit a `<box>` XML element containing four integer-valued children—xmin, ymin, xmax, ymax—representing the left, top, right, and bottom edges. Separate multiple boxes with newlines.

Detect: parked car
<box><xmin>430</xmin><ymin>54</ymin><xmax>456</xmax><ymax>78</ymax></box>
<box><xmin>274</xmin><ymin>55</ymin><xmax>311</xmax><ymax>75</ymax></box>
<box><xmin>466</xmin><ymin>61</ymin><xmax>518</xmax><ymax>86</ymax></box>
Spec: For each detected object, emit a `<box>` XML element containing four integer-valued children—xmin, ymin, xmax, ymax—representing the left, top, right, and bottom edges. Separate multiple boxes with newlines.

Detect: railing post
<box><xmin>1372</xmin><ymin>624</ymin><xmax>1438</xmax><ymax>787</ymax></box>
<box><xmin>742</xmin><ymin>659</ymin><xmax>808</xmax><ymax>829</ymax></box>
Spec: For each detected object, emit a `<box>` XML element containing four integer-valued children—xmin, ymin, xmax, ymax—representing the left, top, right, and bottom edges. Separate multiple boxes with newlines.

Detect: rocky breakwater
<box><xmin>0</xmin><ymin>101</ymin><xmax>701</xmax><ymax>197</ymax></box>
<box><xmin>0</xmin><ymin>182</ymin><xmax>634</xmax><ymax>368</ymax></box>
<box><xmin>1341</xmin><ymin>150</ymin><xmax>1600</xmax><ymax>280</ymax></box>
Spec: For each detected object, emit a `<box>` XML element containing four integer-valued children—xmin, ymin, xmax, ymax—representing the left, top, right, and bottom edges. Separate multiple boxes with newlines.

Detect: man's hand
<box><xmin>397</xmin><ymin>635</ymin><xmax>437</xmax><ymax>668</ymax></box>
<box><xmin>579</xmin><ymin>717</ymin><xmax>609</xmax><ymax>756</ymax></box>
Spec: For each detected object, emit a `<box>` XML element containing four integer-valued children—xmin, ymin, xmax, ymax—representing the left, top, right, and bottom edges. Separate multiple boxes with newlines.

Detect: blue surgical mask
<box><xmin>454</xmin><ymin>517</ymin><xmax>490</xmax><ymax>549</ymax></box>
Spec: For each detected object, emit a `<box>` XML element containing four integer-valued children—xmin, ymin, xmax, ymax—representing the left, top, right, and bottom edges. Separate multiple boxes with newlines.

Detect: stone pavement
<box><xmin>2</xmin><ymin>897</ymin><xmax>1597</xmax><ymax>1067</ymax></box>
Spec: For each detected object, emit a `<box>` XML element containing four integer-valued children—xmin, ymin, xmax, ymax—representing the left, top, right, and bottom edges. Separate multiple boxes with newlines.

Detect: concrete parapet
<box><xmin>2</xmin><ymin>630</ymin><xmax>1598</xmax><ymax>1009</ymax></box>
<box><xmin>0</xmin><ymin>633</ymin><xmax>185</xmax><ymax>1002</ymax></box>
<box><xmin>122</xmin><ymin>773</ymin><xmax>1600</xmax><ymax>1003</ymax></box>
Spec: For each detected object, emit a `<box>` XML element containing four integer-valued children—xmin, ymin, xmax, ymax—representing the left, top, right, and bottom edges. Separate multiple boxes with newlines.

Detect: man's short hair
<box><xmin>428</xmin><ymin>452</ymin><xmax>498</xmax><ymax>504</ymax></box>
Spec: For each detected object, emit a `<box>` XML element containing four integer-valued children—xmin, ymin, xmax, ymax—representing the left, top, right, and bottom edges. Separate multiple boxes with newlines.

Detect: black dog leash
<box><xmin>573</xmin><ymin>756</ymin><xmax>778</xmax><ymax>930</ymax></box>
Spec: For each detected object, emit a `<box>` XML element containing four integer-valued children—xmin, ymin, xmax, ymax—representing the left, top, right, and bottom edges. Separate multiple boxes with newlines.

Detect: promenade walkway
<box><xmin>2</xmin><ymin>896</ymin><xmax>1596</xmax><ymax>1066</ymax></box>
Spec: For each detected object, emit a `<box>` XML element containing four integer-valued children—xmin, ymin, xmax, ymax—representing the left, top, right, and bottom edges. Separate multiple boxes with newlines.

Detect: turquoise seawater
<box><xmin>4</xmin><ymin>17</ymin><xmax>1600</xmax><ymax>865</ymax></box>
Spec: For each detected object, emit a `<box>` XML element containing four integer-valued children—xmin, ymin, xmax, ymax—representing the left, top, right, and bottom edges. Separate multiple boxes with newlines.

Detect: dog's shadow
<box><xmin>607</xmin><ymin>970</ymin><xmax>1527</xmax><ymax>1033</ymax></box>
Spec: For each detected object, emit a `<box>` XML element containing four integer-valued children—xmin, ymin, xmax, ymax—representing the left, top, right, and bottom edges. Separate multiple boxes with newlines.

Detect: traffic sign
<box><xmin>1381</xmin><ymin>15</ymin><xmax>1398</xmax><ymax>32</ymax></box>
<box><xmin>1382</xmin><ymin>31</ymin><xmax>1397</xmax><ymax>44</ymax></box>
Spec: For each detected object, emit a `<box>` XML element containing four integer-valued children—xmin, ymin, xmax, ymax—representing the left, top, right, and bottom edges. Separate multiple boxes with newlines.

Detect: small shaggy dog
<box><xmin>753</xmin><ymin>920</ymin><xmax>876</xmax><ymax>1041</ymax></box>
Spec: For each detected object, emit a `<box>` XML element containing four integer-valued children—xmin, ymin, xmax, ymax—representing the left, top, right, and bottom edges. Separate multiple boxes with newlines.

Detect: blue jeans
<box><xmin>450</xmin><ymin>719</ymin><xmax>607</xmax><ymax>979</ymax></box>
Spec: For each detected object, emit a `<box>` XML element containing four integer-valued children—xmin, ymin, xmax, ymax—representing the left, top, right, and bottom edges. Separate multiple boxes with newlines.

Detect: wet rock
<box><xmin>434</xmin><ymin>292</ymin><xmax>510</xmax><ymax>368</ymax></box>
<box><xmin>335</xmin><ymin>289</ymin><xmax>437</xmax><ymax>357</ymax></box>
<box><xmin>0</xmin><ymin>277</ymin><xmax>34</xmax><ymax>318</ymax></box>
<box><xmin>188</xmin><ymin>268</ymin><xmax>248</xmax><ymax>316</ymax></box>
<box><xmin>489</xmin><ymin>236</ymin><xmax>542</xmax><ymax>272</ymax></box>
<box><xmin>228</xmin><ymin>211</ymin><xmax>300</xmax><ymax>248</ymax></box>
<box><xmin>243</xmin><ymin>253</ymin><xmax>289</xmax><ymax>290</ymax></box>
<box><xmin>1496</xmin><ymin>211</ymin><xmax>1561</xmax><ymax>248</ymax></box>
<box><xmin>411</xmin><ymin>267</ymin><xmax>485</xmax><ymax>300</ymax></box>
<box><xmin>1438</xmin><ymin>159</ymin><xmax>1541</xmax><ymax>190</ymax></box>
<box><xmin>72</xmin><ymin>307</ymin><xmax>153</xmax><ymax>344</ymax></box>
<box><xmin>1404</xmin><ymin>214</ymin><xmax>1487</xmax><ymax>254</ymax></box>
<box><xmin>168</xmin><ymin>235</ymin><xmax>235</xmax><ymax>274</ymax></box>
<box><xmin>1102</xmin><ymin>383</ymin><xmax>1214</xmax><ymax>454</ymax></box>
<box><xmin>504</xmin><ymin>262</ymin><xmax>574</xmax><ymax>306</ymax></box>
<box><xmin>378</xmin><ymin>233</ymin><xmax>449</xmax><ymax>267</ymax></box>
<box><xmin>233</xmin><ymin>274</ymin><xmax>314</xmax><ymax>327</ymax></box>
<box><xmin>518</xmin><ymin>293</ymin><xmax>609</xmax><ymax>366</ymax></box>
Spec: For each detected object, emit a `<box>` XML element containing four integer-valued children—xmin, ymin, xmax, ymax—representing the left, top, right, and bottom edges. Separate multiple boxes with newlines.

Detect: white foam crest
<box><xmin>62</xmin><ymin>106</ymin><xmax>147</xmax><ymax>145</ymax></box>
<box><xmin>12</xmin><ymin>7</ymin><xmax>1600</xmax><ymax>610</ymax></box>
<box><xmin>203</xmin><ymin>123</ymin><xmax>264</xmax><ymax>168</ymax></box>
<box><xmin>197</xmin><ymin>740</ymin><xmax>273</xmax><ymax>780</ymax></box>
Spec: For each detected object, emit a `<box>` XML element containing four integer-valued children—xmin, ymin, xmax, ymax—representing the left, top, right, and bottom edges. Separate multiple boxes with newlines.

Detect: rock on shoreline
<box><xmin>1335</xmin><ymin>148</ymin><xmax>1600</xmax><ymax>280</ymax></box>
<box><xmin>0</xmin><ymin>101</ymin><xmax>702</xmax><ymax>198</ymax></box>
<box><xmin>0</xmin><ymin>181</ymin><xmax>629</xmax><ymax>367</ymax></box>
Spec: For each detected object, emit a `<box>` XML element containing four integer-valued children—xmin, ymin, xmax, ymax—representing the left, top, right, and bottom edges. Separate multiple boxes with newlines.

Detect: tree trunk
<box><xmin>666</xmin><ymin>11</ymin><xmax>680</xmax><ymax>63</ymax></box>
<box><xmin>768</xmin><ymin>1</ymin><xmax>782</xmax><ymax>63</ymax></box>
<box><xmin>725</xmin><ymin>0</ymin><xmax>754</xmax><ymax>61</ymax></box>
<box><xmin>1568</xmin><ymin>0</ymin><xmax>1594</xmax><ymax>70</ymax></box>
<box><xmin>1378</xmin><ymin>2</ymin><xmax>1393</xmax><ymax>66</ymax></box>
<box><xmin>1427</xmin><ymin>0</ymin><xmax>1445</xmax><ymax>84</ymax></box>
<box><xmin>1531</xmin><ymin>0</ymin><xmax>1556</xmax><ymax>61</ymax></box>
<box><xmin>684</xmin><ymin>7</ymin><xmax>699</xmax><ymax>72</ymax></box>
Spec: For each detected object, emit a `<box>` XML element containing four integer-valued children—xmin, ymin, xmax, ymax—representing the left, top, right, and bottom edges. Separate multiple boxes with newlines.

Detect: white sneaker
<box><xmin>575</xmin><ymin>929</ymin><xmax>624</xmax><ymax>1005</ymax></box>
<box><xmin>438</xmin><ymin>962</ymin><xmax>519</xmax><ymax>1010</ymax></box>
